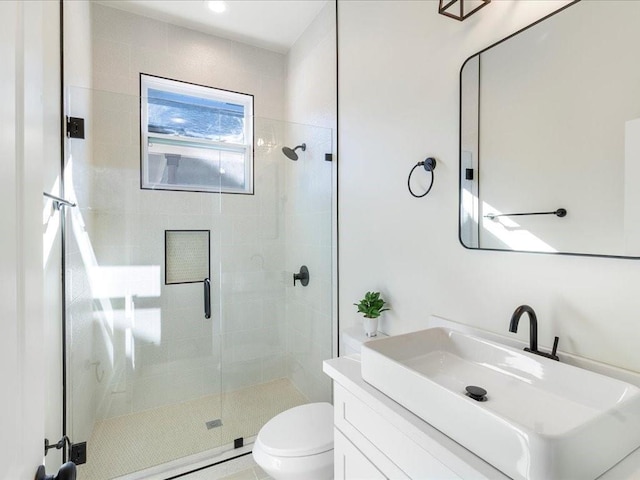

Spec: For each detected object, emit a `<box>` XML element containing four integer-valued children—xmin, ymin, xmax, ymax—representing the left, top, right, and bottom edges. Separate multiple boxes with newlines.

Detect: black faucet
<box><xmin>509</xmin><ymin>305</ymin><xmax>559</xmax><ymax>361</ymax></box>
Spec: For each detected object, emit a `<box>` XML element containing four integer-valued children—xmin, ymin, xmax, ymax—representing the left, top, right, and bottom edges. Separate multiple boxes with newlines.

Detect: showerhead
<box><xmin>282</xmin><ymin>143</ymin><xmax>306</xmax><ymax>161</ymax></box>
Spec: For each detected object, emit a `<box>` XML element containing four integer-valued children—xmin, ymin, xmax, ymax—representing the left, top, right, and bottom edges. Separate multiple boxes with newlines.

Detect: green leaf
<box><xmin>354</xmin><ymin>291</ymin><xmax>389</xmax><ymax>319</ymax></box>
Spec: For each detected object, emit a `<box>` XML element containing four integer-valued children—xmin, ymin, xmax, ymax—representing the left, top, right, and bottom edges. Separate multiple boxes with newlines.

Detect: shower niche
<box><xmin>62</xmin><ymin>1</ymin><xmax>336</xmax><ymax>478</ymax></box>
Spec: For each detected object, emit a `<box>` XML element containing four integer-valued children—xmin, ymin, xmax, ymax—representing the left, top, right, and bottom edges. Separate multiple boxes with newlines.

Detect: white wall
<box><xmin>0</xmin><ymin>1</ymin><xmax>48</xmax><ymax>478</ymax></box>
<box><xmin>90</xmin><ymin>2</ymin><xmax>285</xmax><ymax>119</ymax></box>
<box><xmin>338</xmin><ymin>0</ymin><xmax>640</xmax><ymax>374</ymax></box>
<box><xmin>286</xmin><ymin>1</ymin><xmax>337</xmax><ymax>131</ymax></box>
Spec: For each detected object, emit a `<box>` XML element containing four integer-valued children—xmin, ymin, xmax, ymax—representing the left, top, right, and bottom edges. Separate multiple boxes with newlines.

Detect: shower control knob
<box><xmin>293</xmin><ymin>265</ymin><xmax>310</xmax><ymax>287</ymax></box>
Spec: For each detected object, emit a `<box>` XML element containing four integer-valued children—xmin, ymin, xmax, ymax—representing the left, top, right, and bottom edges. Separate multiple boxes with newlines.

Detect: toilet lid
<box><xmin>256</xmin><ymin>402</ymin><xmax>333</xmax><ymax>457</ymax></box>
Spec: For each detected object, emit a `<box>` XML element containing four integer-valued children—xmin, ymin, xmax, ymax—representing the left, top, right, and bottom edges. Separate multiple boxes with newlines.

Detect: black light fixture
<box><xmin>439</xmin><ymin>0</ymin><xmax>491</xmax><ymax>21</ymax></box>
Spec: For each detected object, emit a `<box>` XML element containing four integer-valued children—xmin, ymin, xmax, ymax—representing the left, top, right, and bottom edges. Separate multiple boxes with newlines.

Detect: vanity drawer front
<box><xmin>335</xmin><ymin>428</ymin><xmax>387</xmax><ymax>480</ymax></box>
<box><xmin>334</xmin><ymin>384</ymin><xmax>460</xmax><ymax>480</ymax></box>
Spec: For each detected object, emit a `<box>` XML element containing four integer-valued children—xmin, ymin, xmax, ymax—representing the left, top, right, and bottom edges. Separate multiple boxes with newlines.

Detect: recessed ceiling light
<box><xmin>207</xmin><ymin>1</ymin><xmax>226</xmax><ymax>13</ymax></box>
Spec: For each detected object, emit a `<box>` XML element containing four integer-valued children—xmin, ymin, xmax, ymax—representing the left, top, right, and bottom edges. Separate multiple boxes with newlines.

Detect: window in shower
<box><xmin>140</xmin><ymin>74</ymin><xmax>254</xmax><ymax>194</ymax></box>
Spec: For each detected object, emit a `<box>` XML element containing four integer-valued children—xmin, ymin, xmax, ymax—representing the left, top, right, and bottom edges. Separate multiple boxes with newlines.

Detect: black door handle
<box><xmin>204</xmin><ymin>278</ymin><xmax>211</xmax><ymax>319</ymax></box>
<box><xmin>35</xmin><ymin>463</ymin><xmax>77</xmax><ymax>480</ymax></box>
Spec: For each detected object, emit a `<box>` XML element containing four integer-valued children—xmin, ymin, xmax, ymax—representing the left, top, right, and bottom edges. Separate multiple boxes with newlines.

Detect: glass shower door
<box><xmin>217</xmin><ymin>117</ymin><xmax>334</xmax><ymax>447</ymax></box>
<box><xmin>64</xmin><ymin>87</ymin><xmax>335</xmax><ymax>477</ymax></box>
<box><xmin>64</xmin><ymin>86</ymin><xmax>225</xmax><ymax>479</ymax></box>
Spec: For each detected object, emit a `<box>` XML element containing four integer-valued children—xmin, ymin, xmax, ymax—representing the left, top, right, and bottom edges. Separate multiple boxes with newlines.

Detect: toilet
<box><xmin>253</xmin><ymin>402</ymin><xmax>334</xmax><ymax>480</ymax></box>
<box><xmin>341</xmin><ymin>326</ymin><xmax>385</xmax><ymax>356</ymax></box>
<box><xmin>252</xmin><ymin>328</ymin><xmax>384</xmax><ymax>480</ymax></box>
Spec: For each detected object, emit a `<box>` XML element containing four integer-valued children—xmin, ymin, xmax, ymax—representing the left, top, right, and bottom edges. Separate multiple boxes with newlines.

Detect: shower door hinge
<box><xmin>66</xmin><ymin>116</ymin><xmax>85</xmax><ymax>139</ymax></box>
<box><xmin>325</xmin><ymin>153</ymin><xmax>333</xmax><ymax>162</ymax></box>
<box><xmin>465</xmin><ymin>168</ymin><xmax>474</xmax><ymax>180</ymax></box>
<box><xmin>69</xmin><ymin>442</ymin><xmax>87</xmax><ymax>465</ymax></box>
<box><xmin>44</xmin><ymin>436</ymin><xmax>68</xmax><ymax>456</ymax></box>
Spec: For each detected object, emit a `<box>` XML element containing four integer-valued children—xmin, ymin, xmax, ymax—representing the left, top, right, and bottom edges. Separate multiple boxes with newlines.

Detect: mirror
<box><xmin>459</xmin><ymin>0</ymin><xmax>640</xmax><ymax>258</ymax></box>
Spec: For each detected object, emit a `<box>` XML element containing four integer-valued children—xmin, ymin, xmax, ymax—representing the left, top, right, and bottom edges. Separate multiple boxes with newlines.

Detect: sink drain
<box><xmin>465</xmin><ymin>385</ymin><xmax>487</xmax><ymax>402</ymax></box>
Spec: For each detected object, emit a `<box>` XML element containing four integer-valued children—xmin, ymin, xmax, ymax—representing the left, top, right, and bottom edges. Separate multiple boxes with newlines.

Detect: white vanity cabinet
<box><xmin>324</xmin><ymin>355</ymin><xmax>640</xmax><ymax>480</ymax></box>
<box><xmin>334</xmin><ymin>428</ymin><xmax>387</xmax><ymax>480</ymax></box>
<box><xmin>333</xmin><ymin>384</ymin><xmax>457</xmax><ymax>479</ymax></box>
<box><xmin>324</xmin><ymin>357</ymin><xmax>505</xmax><ymax>480</ymax></box>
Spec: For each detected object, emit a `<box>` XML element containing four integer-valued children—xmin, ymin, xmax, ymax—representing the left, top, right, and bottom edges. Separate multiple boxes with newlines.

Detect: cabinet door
<box><xmin>334</xmin><ymin>384</ymin><xmax>461</xmax><ymax>479</ymax></box>
<box><xmin>335</xmin><ymin>429</ymin><xmax>387</xmax><ymax>480</ymax></box>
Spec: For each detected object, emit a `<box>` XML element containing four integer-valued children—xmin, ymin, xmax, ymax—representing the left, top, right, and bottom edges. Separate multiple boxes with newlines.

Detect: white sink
<box><xmin>361</xmin><ymin>327</ymin><xmax>640</xmax><ymax>480</ymax></box>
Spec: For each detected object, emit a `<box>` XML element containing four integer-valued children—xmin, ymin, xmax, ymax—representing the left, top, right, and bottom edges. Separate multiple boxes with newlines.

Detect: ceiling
<box><xmin>96</xmin><ymin>0</ymin><xmax>328</xmax><ymax>53</ymax></box>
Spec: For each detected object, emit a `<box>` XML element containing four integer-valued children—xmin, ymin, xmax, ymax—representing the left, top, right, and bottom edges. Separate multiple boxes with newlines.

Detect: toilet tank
<box><xmin>341</xmin><ymin>327</ymin><xmax>387</xmax><ymax>356</ymax></box>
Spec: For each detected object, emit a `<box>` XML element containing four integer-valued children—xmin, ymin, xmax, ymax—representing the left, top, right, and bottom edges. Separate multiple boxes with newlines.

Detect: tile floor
<box><xmin>217</xmin><ymin>467</ymin><xmax>272</xmax><ymax>480</ymax></box>
<box><xmin>179</xmin><ymin>454</ymin><xmax>272</xmax><ymax>480</ymax></box>
<box><xmin>77</xmin><ymin>379</ymin><xmax>305</xmax><ymax>480</ymax></box>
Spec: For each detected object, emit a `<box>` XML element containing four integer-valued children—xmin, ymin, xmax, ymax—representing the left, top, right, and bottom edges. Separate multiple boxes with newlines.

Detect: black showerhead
<box><xmin>282</xmin><ymin>143</ymin><xmax>306</xmax><ymax>161</ymax></box>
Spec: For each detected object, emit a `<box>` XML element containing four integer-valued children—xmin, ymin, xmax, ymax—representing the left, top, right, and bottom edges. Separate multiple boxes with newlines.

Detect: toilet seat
<box><xmin>255</xmin><ymin>402</ymin><xmax>333</xmax><ymax>457</ymax></box>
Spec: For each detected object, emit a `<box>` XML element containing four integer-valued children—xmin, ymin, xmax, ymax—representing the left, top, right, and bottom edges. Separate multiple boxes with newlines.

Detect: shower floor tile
<box><xmin>76</xmin><ymin>378</ymin><xmax>306</xmax><ymax>480</ymax></box>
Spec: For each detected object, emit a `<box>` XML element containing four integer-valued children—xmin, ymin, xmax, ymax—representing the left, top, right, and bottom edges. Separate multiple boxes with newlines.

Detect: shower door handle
<box><xmin>204</xmin><ymin>278</ymin><xmax>211</xmax><ymax>319</ymax></box>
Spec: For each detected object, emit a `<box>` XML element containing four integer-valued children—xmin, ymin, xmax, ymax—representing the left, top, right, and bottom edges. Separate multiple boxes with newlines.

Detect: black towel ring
<box><xmin>407</xmin><ymin>157</ymin><xmax>437</xmax><ymax>198</ymax></box>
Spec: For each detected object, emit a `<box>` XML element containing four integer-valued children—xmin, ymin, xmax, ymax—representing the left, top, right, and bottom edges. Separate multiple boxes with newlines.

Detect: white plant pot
<box><xmin>363</xmin><ymin>317</ymin><xmax>379</xmax><ymax>337</ymax></box>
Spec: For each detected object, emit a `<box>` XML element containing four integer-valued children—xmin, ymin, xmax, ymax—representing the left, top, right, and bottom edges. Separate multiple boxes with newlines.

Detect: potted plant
<box><xmin>354</xmin><ymin>291</ymin><xmax>389</xmax><ymax>337</ymax></box>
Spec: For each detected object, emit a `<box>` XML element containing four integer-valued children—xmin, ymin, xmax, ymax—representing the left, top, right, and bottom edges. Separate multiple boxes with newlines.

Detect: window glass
<box><xmin>141</xmin><ymin>74</ymin><xmax>253</xmax><ymax>194</ymax></box>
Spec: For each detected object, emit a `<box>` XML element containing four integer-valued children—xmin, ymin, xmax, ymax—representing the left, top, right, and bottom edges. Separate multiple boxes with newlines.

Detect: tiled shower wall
<box><xmin>284</xmin><ymin>2</ymin><xmax>337</xmax><ymax>402</ymax></box>
<box><xmin>67</xmin><ymin>1</ymin><xmax>336</xmax><ymax>447</ymax></box>
<box><xmin>67</xmin><ymin>94</ymin><xmax>292</xmax><ymax>428</ymax></box>
<box><xmin>282</xmin><ymin>129</ymin><xmax>333</xmax><ymax>403</ymax></box>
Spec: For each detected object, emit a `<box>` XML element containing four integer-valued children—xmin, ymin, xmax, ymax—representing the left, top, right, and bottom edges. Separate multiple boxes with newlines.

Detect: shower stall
<box><xmin>63</xmin><ymin>84</ymin><xmax>334</xmax><ymax>478</ymax></box>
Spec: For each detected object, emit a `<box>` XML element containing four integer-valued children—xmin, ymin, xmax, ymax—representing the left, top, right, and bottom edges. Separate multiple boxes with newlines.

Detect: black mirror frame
<box><xmin>456</xmin><ymin>0</ymin><xmax>640</xmax><ymax>260</ymax></box>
